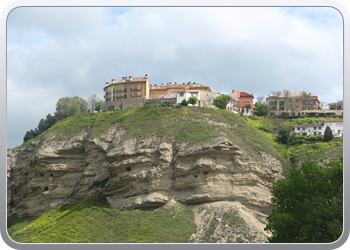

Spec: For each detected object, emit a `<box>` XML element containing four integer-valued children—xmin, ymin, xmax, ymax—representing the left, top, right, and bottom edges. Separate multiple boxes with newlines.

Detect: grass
<box><xmin>10</xmin><ymin>107</ymin><xmax>287</xmax><ymax>166</ymax></box>
<box><xmin>8</xmin><ymin>196</ymin><xmax>197</xmax><ymax>243</ymax></box>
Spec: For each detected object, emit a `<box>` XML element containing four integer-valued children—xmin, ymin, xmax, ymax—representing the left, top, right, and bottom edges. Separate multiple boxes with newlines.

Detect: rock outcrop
<box><xmin>7</xmin><ymin>122</ymin><xmax>285</xmax><ymax>242</ymax></box>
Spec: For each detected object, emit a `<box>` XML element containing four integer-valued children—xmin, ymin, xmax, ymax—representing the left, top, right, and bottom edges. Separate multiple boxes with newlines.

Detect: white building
<box><xmin>324</xmin><ymin>119</ymin><xmax>343</xmax><ymax>137</ymax></box>
<box><xmin>292</xmin><ymin>119</ymin><xmax>343</xmax><ymax>137</ymax></box>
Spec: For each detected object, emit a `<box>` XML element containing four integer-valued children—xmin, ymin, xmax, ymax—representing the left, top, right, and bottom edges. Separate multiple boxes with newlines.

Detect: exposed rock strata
<box><xmin>7</xmin><ymin>122</ymin><xmax>285</xmax><ymax>242</ymax></box>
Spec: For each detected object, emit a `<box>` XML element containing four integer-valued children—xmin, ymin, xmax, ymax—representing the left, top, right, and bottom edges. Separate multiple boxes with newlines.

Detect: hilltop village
<box><xmin>102</xmin><ymin>75</ymin><xmax>343</xmax><ymax>137</ymax></box>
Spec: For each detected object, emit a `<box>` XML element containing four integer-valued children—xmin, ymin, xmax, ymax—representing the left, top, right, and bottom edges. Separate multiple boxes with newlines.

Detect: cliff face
<box><xmin>7</xmin><ymin>122</ymin><xmax>284</xmax><ymax>243</ymax></box>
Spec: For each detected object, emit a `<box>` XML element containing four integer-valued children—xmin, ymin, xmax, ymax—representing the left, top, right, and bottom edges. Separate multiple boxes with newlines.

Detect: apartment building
<box><xmin>266</xmin><ymin>92</ymin><xmax>322</xmax><ymax>116</ymax></box>
<box><xmin>103</xmin><ymin>75</ymin><xmax>149</xmax><ymax>111</ymax></box>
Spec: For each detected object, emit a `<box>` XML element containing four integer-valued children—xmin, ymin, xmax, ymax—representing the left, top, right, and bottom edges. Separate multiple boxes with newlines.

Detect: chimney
<box><xmin>105</xmin><ymin>82</ymin><xmax>109</xmax><ymax>86</ymax></box>
<box><xmin>112</xmin><ymin>79</ymin><xmax>115</xmax><ymax>84</ymax></box>
<box><xmin>145</xmin><ymin>74</ymin><xmax>148</xmax><ymax>77</ymax></box>
<box><xmin>155</xmin><ymin>84</ymin><xmax>157</xmax><ymax>86</ymax></box>
<box><xmin>162</xmin><ymin>83</ymin><xmax>163</xmax><ymax>85</ymax></box>
<box><xmin>129</xmin><ymin>76</ymin><xmax>133</xmax><ymax>81</ymax></box>
<box><xmin>169</xmin><ymin>82</ymin><xmax>171</xmax><ymax>84</ymax></box>
<box><xmin>175</xmin><ymin>82</ymin><xmax>177</xmax><ymax>84</ymax></box>
<box><xmin>232</xmin><ymin>89</ymin><xmax>234</xmax><ymax>93</ymax></box>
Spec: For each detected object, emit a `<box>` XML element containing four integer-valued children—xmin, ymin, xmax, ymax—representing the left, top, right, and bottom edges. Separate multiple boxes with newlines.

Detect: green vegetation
<box><xmin>8</xmin><ymin>196</ymin><xmax>197</xmax><ymax>243</ymax></box>
<box><xmin>187</xmin><ymin>96</ymin><xmax>198</xmax><ymax>106</ymax></box>
<box><xmin>265</xmin><ymin>158</ymin><xmax>343</xmax><ymax>243</ymax></box>
<box><xmin>252</xmin><ymin>101</ymin><xmax>269</xmax><ymax>116</ymax></box>
<box><xmin>324</xmin><ymin>125</ymin><xmax>334</xmax><ymax>142</ymax></box>
<box><xmin>212</xmin><ymin>94</ymin><xmax>232</xmax><ymax>109</ymax></box>
<box><xmin>12</xmin><ymin>107</ymin><xmax>288</xmax><ymax>167</ymax></box>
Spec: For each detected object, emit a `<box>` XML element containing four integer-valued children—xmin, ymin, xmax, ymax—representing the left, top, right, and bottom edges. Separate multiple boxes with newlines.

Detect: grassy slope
<box><xmin>8</xmin><ymin>196</ymin><xmax>196</xmax><ymax>243</ymax></box>
<box><xmin>13</xmin><ymin>106</ymin><xmax>289</xmax><ymax>167</ymax></box>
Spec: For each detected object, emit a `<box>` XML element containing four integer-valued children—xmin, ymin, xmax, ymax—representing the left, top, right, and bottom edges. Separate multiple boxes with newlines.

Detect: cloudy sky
<box><xmin>6</xmin><ymin>6</ymin><xmax>343</xmax><ymax>149</ymax></box>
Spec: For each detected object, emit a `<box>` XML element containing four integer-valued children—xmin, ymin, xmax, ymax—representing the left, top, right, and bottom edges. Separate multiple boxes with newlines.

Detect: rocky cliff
<box><xmin>7</xmin><ymin>109</ymin><xmax>285</xmax><ymax>243</ymax></box>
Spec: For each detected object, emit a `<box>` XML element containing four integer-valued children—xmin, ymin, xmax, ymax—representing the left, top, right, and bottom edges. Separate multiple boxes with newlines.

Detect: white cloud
<box><xmin>7</xmin><ymin>6</ymin><xmax>343</xmax><ymax>148</ymax></box>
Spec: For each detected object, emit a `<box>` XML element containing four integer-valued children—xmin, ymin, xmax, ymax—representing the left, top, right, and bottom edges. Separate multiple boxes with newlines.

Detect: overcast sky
<box><xmin>7</xmin><ymin>6</ymin><xmax>343</xmax><ymax>149</ymax></box>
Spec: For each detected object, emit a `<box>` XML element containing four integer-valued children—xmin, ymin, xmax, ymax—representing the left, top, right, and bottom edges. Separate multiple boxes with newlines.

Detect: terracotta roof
<box><xmin>324</xmin><ymin>119</ymin><xmax>343</xmax><ymax>122</ymax></box>
<box><xmin>150</xmin><ymin>83</ymin><xmax>210</xmax><ymax>90</ymax></box>
<box><xmin>295</xmin><ymin>124</ymin><xmax>321</xmax><ymax>128</ymax></box>
<box><xmin>239</xmin><ymin>91</ymin><xmax>254</xmax><ymax>98</ymax></box>
<box><xmin>115</xmin><ymin>77</ymin><xmax>147</xmax><ymax>84</ymax></box>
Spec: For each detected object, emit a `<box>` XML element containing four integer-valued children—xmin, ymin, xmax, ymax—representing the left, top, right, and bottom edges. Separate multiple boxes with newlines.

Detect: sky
<box><xmin>6</xmin><ymin>6</ymin><xmax>344</xmax><ymax>149</ymax></box>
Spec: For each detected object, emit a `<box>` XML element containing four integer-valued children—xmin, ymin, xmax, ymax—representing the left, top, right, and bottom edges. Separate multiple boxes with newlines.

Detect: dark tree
<box><xmin>278</xmin><ymin>130</ymin><xmax>291</xmax><ymax>144</ymax></box>
<box><xmin>180</xmin><ymin>99</ymin><xmax>188</xmax><ymax>106</ymax></box>
<box><xmin>23</xmin><ymin>129</ymin><xmax>37</xmax><ymax>143</ymax></box>
<box><xmin>265</xmin><ymin>158</ymin><xmax>343</xmax><ymax>243</ymax></box>
<box><xmin>324</xmin><ymin>125</ymin><xmax>334</xmax><ymax>142</ymax></box>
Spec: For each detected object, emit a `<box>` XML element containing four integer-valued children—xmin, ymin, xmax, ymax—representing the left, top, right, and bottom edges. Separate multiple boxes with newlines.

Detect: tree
<box><xmin>252</xmin><ymin>101</ymin><xmax>269</xmax><ymax>116</ymax></box>
<box><xmin>286</xmin><ymin>97</ymin><xmax>302</xmax><ymax>119</ymax></box>
<box><xmin>180</xmin><ymin>99</ymin><xmax>188</xmax><ymax>106</ymax></box>
<box><xmin>265</xmin><ymin>158</ymin><xmax>343</xmax><ymax>243</ymax></box>
<box><xmin>54</xmin><ymin>96</ymin><xmax>88</xmax><ymax>119</ymax></box>
<box><xmin>278</xmin><ymin>129</ymin><xmax>291</xmax><ymax>144</ymax></box>
<box><xmin>94</xmin><ymin>100</ymin><xmax>103</xmax><ymax>112</ymax></box>
<box><xmin>23</xmin><ymin>129</ymin><xmax>37</xmax><ymax>143</ymax></box>
<box><xmin>324</xmin><ymin>125</ymin><xmax>334</xmax><ymax>142</ymax></box>
<box><xmin>212</xmin><ymin>94</ymin><xmax>232</xmax><ymax>109</ymax></box>
<box><xmin>87</xmin><ymin>94</ymin><xmax>100</xmax><ymax>113</ymax></box>
<box><xmin>187</xmin><ymin>96</ymin><xmax>198</xmax><ymax>106</ymax></box>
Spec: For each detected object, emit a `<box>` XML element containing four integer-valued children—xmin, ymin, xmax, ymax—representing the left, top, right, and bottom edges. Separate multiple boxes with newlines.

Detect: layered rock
<box><xmin>7</xmin><ymin>122</ymin><xmax>285</xmax><ymax>242</ymax></box>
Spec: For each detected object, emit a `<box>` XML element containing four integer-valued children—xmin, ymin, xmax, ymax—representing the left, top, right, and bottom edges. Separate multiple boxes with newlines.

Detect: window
<box><xmin>246</xmin><ymin>101</ymin><xmax>249</xmax><ymax>105</ymax></box>
<box><xmin>302</xmin><ymin>127</ymin><xmax>306</xmax><ymax>130</ymax></box>
<box><xmin>318</xmin><ymin>127</ymin><xmax>321</xmax><ymax>130</ymax></box>
<box><xmin>310</xmin><ymin>101</ymin><xmax>313</xmax><ymax>104</ymax></box>
<box><xmin>242</xmin><ymin>102</ymin><xmax>244</xmax><ymax>105</ymax></box>
<box><xmin>314</xmin><ymin>127</ymin><xmax>316</xmax><ymax>130</ymax></box>
<box><xmin>297</xmin><ymin>127</ymin><xmax>301</xmax><ymax>131</ymax></box>
<box><xmin>179</xmin><ymin>93</ymin><xmax>184</xmax><ymax>97</ymax></box>
<box><xmin>137</xmin><ymin>92</ymin><xmax>141</xmax><ymax>96</ymax></box>
<box><xmin>318</xmin><ymin>132</ymin><xmax>322</xmax><ymax>135</ymax></box>
<box><xmin>137</xmin><ymin>85</ymin><xmax>141</xmax><ymax>90</ymax></box>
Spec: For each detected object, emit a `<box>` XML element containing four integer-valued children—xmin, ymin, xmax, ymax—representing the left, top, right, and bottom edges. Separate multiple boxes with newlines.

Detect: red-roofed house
<box><xmin>229</xmin><ymin>90</ymin><xmax>254</xmax><ymax>116</ymax></box>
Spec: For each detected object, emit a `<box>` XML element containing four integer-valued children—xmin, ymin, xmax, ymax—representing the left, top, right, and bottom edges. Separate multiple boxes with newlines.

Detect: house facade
<box><xmin>328</xmin><ymin>100</ymin><xmax>343</xmax><ymax>110</ymax></box>
<box><xmin>292</xmin><ymin>119</ymin><xmax>343</xmax><ymax>137</ymax></box>
<box><xmin>176</xmin><ymin>90</ymin><xmax>219</xmax><ymax>108</ymax></box>
<box><xmin>103</xmin><ymin>75</ymin><xmax>149</xmax><ymax>111</ymax></box>
<box><xmin>324</xmin><ymin>119</ymin><xmax>343</xmax><ymax>137</ymax></box>
<box><xmin>150</xmin><ymin>82</ymin><xmax>212</xmax><ymax>98</ymax></box>
<box><xmin>229</xmin><ymin>90</ymin><xmax>254</xmax><ymax>115</ymax></box>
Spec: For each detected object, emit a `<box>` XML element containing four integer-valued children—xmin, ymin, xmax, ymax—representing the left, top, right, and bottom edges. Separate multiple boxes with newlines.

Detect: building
<box><xmin>324</xmin><ymin>119</ymin><xmax>343</xmax><ymax>137</ymax></box>
<box><xmin>328</xmin><ymin>100</ymin><xmax>343</xmax><ymax>110</ymax></box>
<box><xmin>229</xmin><ymin>90</ymin><xmax>254</xmax><ymax>115</ymax></box>
<box><xmin>293</xmin><ymin>123</ymin><xmax>324</xmax><ymax>136</ymax></box>
<box><xmin>176</xmin><ymin>90</ymin><xmax>219</xmax><ymax>108</ymax></box>
<box><xmin>292</xmin><ymin>119</ymin><xmax>343</xmax><ymax>137</ymax></box>
<box><xmin>266</xmin><ymin>91</ymin><xmax>322</xmax><ymax>117</ymax></box>
<box><xmin>150</xmin><ymin>82</ymin><xmax>212</xmax><ymax>98</ymax></box>
<box><xmin>103</xmin><ymin>75</ymin><xmax>149</xmax><ymax>111</ymax></box>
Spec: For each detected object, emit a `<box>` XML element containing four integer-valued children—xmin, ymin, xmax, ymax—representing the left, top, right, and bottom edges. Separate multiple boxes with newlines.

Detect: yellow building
<box><xmin>103</xmin><ymin>75</ymin><xmax>149</xmax><ymax>111</ymax></box>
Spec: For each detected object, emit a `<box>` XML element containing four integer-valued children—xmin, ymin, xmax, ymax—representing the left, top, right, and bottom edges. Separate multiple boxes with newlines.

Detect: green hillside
<box><xmin>16</xmin><ymin>106</ymin><xmax>290</xmax><ymax>168</ymax></box>
<box><xmin>8</xmin><ymin>196</ymin><xmax>196</xmax><ymax>243</ymax></box>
